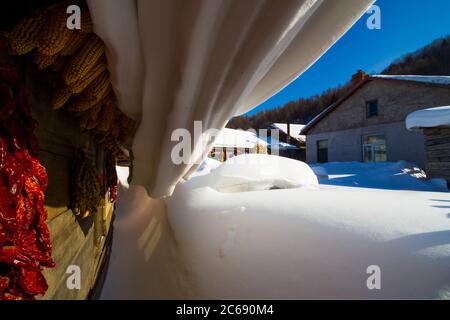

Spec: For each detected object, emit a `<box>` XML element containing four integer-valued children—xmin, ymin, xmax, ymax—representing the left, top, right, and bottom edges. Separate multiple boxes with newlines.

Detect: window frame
<box><xmin>366</xmin><ymin>99</ymin><xmax>379</xmax><ymax>118</ymax></box>
<box><xmin>316</xmin><ymin>139</ymin><xmax>328</xmax><ymax>163</ymax></box>
<box><xmin>361</xmin><ymin>133</ymin><xmax>387</xmax><ymax>162</ymax></box>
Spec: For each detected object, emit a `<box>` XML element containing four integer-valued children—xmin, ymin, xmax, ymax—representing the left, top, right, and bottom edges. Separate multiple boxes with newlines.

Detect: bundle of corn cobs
<box><xmin>0</xmin><ymin>63</ymin><xmax>54</xmax><ymax>300</ymax></box>
<box><xmin>70</xmin><ymin>151</ymin><xmax>102</xmax><ymax>219</ymax></box>
<box><xmin>3</xmin><ymin>0</ymin><xmax>135</xmax><ymax>159</ymax></box>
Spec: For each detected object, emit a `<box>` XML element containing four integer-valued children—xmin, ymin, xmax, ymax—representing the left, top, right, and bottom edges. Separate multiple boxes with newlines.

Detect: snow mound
<box><xmin>167</xmin><ymin>175</ymin><xmax>450</xmax><ymax>299</ymax></box>
<box><xmin>189</xmin><ymin>157</ymin><xmax>222</xmax><ymax>178</ymax></box>
<box><xmin>405</xmin><ymin>106</ymin><xmax>450</xmax><ymax>130</ymax></box>
<box><xmin>184</xmin><ymin>154</ymin><xmax>318</xmax><ymax>193</ymax></box>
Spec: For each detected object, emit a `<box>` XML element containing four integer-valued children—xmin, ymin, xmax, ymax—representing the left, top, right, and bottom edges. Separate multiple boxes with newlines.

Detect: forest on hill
<box><xmin>227</xmin><ymin>35</ymin><xmax>450</xmax><ymax>130</ymax></box>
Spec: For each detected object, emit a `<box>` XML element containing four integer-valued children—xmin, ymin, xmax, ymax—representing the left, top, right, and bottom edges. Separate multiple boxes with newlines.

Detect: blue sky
<box><xmin>245</xmin><ymin>0</ymin><xmax>450</xmax><ymax>116</ymax></box>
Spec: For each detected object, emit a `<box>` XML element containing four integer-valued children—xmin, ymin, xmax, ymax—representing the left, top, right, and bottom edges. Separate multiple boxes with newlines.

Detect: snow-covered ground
<box><xmin>310</xmin><ymin>161</ymin><xmax>448</xmax><ymax>192</ymax></box>
<box><xmin>105</xmin><ymin>156</ymin><xmax>450</xmax><ymax>299</ymax></box>
<box><xmin>165</xmin><ymin>155</ymin><xmax>450</xmax><ymax>298</ymax></box>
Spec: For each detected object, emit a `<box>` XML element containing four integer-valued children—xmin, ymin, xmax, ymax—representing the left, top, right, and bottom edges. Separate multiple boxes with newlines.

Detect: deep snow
<box><xmin>165</xmin><ymin>156</ymin><xmax>450</xmax><ymax>298</ymax></box>
<box><xmin>310</xmin><ymin>161</ymin><xmax>448</xmax><ymax>192</ymax></box>
<box><xmin>106</xmin><ymin>157</ymin><xmax>450</xmax><ymax>299</ymax></box>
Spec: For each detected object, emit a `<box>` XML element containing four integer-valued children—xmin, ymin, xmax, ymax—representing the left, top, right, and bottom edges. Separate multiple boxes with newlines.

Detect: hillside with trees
<box><xmin>227</xmin><ymin>35</ymin><xmax>450</xmax><ymax>130</ymax></box>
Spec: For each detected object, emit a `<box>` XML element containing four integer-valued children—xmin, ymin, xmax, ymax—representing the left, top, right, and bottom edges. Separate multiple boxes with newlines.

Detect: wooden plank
<box><xmin>40</xmin><ymin>209</ymin><xmax>95</xmax><ymax>299</ymax></box>
<box><xmin>425</xmin><ymin>135</ymin><xmax>450</xmax><ymax>147</ymax></box>
<box><xmin>424</xmin><ymin>128</ymin><xmax>450</xmax><ymax>137</ymax></box>
<box><xmin>426</xmin><ymin>149</ymin><xmax>450</xmax><ymax>159</ymax></box>
<box><xmin>427</xmin><ymin>157</ymin><xmax>450</xmax><ymax>163</ymax></box>
<box><xmin>427</xmin><ymin>142</ymin><xmax>450</xmax><ymax>151</ymax></box>
<box><xmin>50</xmin><ymin>230</ymin><xmax>97</xmax><ymax>300</ymax></box>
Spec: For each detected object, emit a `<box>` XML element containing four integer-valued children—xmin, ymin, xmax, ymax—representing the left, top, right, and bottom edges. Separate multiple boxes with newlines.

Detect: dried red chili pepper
<box><xmin>0</xmin><ymin>63</ymin><xmax>53</xmax><ymax>299</ymax></box>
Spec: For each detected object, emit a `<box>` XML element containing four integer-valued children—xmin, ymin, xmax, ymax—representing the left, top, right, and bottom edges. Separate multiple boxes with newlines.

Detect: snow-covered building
<box><xmin>264</xmin><ymin>123</ymin><xmax>306</xmax><ymax>161</ymax></box>
<box><xmin>301</xmin><ymin>70</ymin><xmax>450</xmax><ymax>167</ymax></box>
<box><xmin>406</xmin><ymin>106</ymin><xmax>450</xmax><ymax>186</ymax></box>
<box><xmin>210</xmin><ymin>128</ymin><xmax>268</xmax><ymax>161</ymax></box>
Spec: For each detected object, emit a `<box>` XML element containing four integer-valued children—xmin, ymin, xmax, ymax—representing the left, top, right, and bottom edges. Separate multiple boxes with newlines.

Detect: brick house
<box><xmin>301</xmin><ymin>71</ymin><xmax>450</xmax><ymax>167</ymax></box>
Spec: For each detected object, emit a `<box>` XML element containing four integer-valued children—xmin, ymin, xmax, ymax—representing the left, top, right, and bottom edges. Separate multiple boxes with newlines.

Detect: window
<box><xmin>362</xmin><ymin>134</ymin><xmax>386</xmax><ymax>162</ymax></box>
<box><xmin>366</xmin><ymin>99</ymin><xmax>378</xmax><ymax>118</ymax></box>
<box><xmin>317</xmin><ymin>139</ymin><xmax>328</xmax><ymax>163</ymax></box>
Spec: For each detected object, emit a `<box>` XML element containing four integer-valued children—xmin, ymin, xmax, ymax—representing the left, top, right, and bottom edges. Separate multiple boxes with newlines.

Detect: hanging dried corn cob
<box><xmin>111</xmin><ymin>120</ymin><xmax>121</xmax><ymax>139</ymax></box>
<box><xmin>118</xmin><ymin>117</ymin><xmax>137</xmax><ymax>143</ymax></box>
<box><xmin>63</xmin><ymin>34</ymin><xmax>105</xmax><ymax>84</ymax></box>
<box><xmin>70</xmin><ymin>151</ymin><xmax>102</xmax><ymax>219</ymax></box>
<box><xmin>80</xmin><ymin>10</ymin><xmax>93</xmax><ymax>33</ymax></box>
<box><xmin>85</xmin><ymin>102</ymin><xmax>103</xmax><ymax>130</ymax></box>
<box><xmin>37</xmin><ymin>5</ymin><xmax>72</xmax><ymax>56</ymax></box>
<box><xmin>60</xmin><ymin>31</ymin><xmax>88</xmax><ymax>56</ymax></box>
<box><xmin>79</xmin><ymin>101</ymin><xmax>102</xmax><ymax>130</ymax></box>
<box><xmin>51</xmin><ymin>85</ymin><xmax>72</xmax><ymax>110</ymax></box>
<box><xmin>66</xmin><ymin>93</ymin><xmax>97</xmax><ymax>112</ymax></box>
<box><xmin>33</xmin><ymin>51</ymin><xmax>59</xmax><ymax>70</ymax></box>
<box><xmin>7</xmin><ymin>12</ymin><xmax>46</xmax><ymax>55</ymax></box>
<box><xmin>96</xmin><ymin>99</ymin><xmax>115</xmax><ymax>132</ymax></box>
<box><xmin>72</xmin><ymin>84</ymin><xmax>112</xmax><ymax>113</ymax></box>
<box><xmin>68</xmin><ymin>56</ymin><xmax>106</xmax><ymax>93</ymax></box>
<box><xmin>83</xmin><ymin>71</ymin><xmax>110</xmax><ymax>101</ymax></box>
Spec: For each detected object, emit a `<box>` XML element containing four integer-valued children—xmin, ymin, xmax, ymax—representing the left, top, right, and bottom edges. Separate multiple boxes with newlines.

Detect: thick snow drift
<box><xmin>105</xmin><ymin>156</ymin><xmax>450</xmax><ymax>299</ymax></box>
<box><xmin>406</xmin><ymin>106</ymin><xmax>450</xmax><ymax>130</ymax></box>
<box><xmin>185</xmin><ymin>154</ymin><xmax>318</xmax><ymax>192</ymax></box>
<box><xmin>311</xmin><ymin>161</ymin><xmax>448</xmax><ymax>192</ymax></box>
<box><xmin>165</xmin><ymin>156</ymin><xmax>450</xmax><ymax>299</ymax></box>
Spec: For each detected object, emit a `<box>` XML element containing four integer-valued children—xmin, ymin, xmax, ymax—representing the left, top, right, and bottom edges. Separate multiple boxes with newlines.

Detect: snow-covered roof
<box><xmin>271</xmin><ymin>123</ymin><xmax>306</xmax><ymax>142</ymax></box>
<box><xmin>260</xmin><ymin>136</ymin><xmax>299</xmax><ymax>150</ymax></box>
<box><xmin>371</xmin><ymin>75</ymin><xmax>450</xmax><ymax>86</ymax></box>
<box><xmin>406</xmin><ymin>106</ymin><xmax>450</xmax><ymax>130</ymax></box>
<box><xmin>213</xmin><ymin>128</ymin><xmax>268</xmax><ymax>149</ymax></box>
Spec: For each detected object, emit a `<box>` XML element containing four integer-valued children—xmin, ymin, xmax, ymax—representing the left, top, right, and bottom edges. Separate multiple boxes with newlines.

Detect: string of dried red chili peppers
<box><xmin>0</xmin><ymin>62</ymin><xmax>54</xmax><ymax>300</ymax></box>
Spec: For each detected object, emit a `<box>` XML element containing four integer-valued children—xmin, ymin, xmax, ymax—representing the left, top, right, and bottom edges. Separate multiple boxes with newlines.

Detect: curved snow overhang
<box><xmin>87</xmin><ymin>0</ymin><xmax>375</xmax><ymax>197</ymax></box>
<box><xmin>406</xmin><ymin>106</ymin><xmax>450</xmax><ymax>131</ymax></box>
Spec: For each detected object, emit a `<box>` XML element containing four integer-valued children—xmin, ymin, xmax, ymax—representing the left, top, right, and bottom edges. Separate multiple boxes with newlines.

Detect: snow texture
<box><xmin>190</xmin><ymin>158</ymin><xmax>222</xmax><ymax>178</ymax></box>
<box><xmin>311</xmin><ymin>161</ymin><xmax>448</xmax><ymax>192</ymax></box>
<box><xmin>405</xmin><ymin>106</ymin><xmax>450</xmax><ymax>130</ymax></box>
<box><xmin>166</xmin><ymin>156</ymin><xmax>450</xmax><ymax>298</ymax></box>
<box><xmin>372</xmin><ymin>75</ymin><xmax>450</xmax><ymax>86</ymax></box>
<box><xmin>184</xmin><ymin>154</ymin><xmax>318</xmax><ymax>193</ymax></box>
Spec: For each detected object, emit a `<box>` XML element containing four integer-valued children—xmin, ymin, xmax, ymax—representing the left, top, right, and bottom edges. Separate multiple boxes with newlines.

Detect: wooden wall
<box><xmin>424</xmin><ymin>127</ymin><xmax>450</xmax><ymax>186</ymax></box>
<box><xmin>29</xmin><ymin>69</ymin><xmax>114</xmax><ymax>300</ymax></box>
<box><xmin>0</xmin><ymin>53</ymin><xmax>114</xmax><ymax>299</ymax></box>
